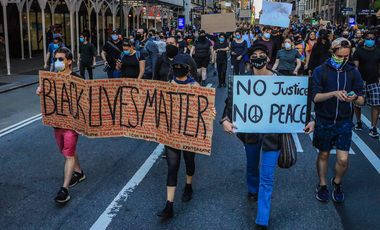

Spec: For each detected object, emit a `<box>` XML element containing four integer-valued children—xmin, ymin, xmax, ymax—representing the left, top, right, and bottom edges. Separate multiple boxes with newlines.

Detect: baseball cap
<box><xmin>112</xmin><ymin>30</ymin><xmax>118</xmax><ymax>34</ymax></box>
<box><xmin>248</xmin><ymin>43</ymin><xmax>269</xmax><ymax>57</ymax></box>
<box><xmin>331</xmin><ymin>37</ymin><xmax>351</xmax><ymax>49</ymax></box>
<box><xmin>171</xmin><ymin>54</ymin><xmax>190</xmax><ymax>67</ymax></box>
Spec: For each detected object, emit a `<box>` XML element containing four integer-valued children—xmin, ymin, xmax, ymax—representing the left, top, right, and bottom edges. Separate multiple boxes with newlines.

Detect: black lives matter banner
<box><xmin>39</xmin><ymin>71</ymin><xmax>215</xmax><ymax>155</ymax></box>
<box><xmin>232</xmin><ymin>75</ymin><xmax>309</xmax><ymax>133</ymax></box>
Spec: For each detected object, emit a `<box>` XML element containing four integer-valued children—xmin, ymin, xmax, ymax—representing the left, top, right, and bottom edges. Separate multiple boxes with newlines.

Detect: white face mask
<box><xmin>55</xmin><ymin>60</ymin><xmax>66</xmax><ymax>72</ymax></box>
<box><xmin>284</xmin><ymin>43</ymin><xmax>292</xmax><ymax>49</ymax></box>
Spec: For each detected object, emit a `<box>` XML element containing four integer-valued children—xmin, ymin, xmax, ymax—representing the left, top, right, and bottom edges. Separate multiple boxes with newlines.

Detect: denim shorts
<box><xmin>313</xmin><ymin>120</ymin><xmax>354</xmax><ymax>152</ymax></box>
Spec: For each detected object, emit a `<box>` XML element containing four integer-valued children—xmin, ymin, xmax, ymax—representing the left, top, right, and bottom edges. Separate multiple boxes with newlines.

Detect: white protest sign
<box><xmin>259</xmin><ymin>1</ymin><xmax>292</xmax><ymax>28</ymax></box>
<box><xmin>154</xmin><ymin>41</ymin><xmax>166</xmax><ymax>55</ymax></box>
<box><xmin>232</xmin><ymin>75</ymin><xmax>309</xmax><ymax>133</ymax></box>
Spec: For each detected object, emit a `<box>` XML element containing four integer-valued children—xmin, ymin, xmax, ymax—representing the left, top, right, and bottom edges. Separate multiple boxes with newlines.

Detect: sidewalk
<box><xmin>0</xmin><ymin>53</ymin><xmax>104</xmax><ymax>94</ymax></box>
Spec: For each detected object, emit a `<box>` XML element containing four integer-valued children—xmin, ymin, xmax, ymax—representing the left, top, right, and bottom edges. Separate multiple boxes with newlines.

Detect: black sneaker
<box><xmin>157</xmin><ymin>200</ymin><xmax>174</xmax><ymax>218</ymax></box>
<box><xmin>369</xmin><ymin>127</ymin><xmax>380</xmax><ymax>137</ymax></box>
<box><xmin>217</xmin><ymin>84</ymin><xmax>222</xmax><ymax>88</ymax></box>
<box><xmin>69</xmin><ymin>170</ymin><xmax>86</xmax><ymax>187</ymax></box>
<box><xmin>331</xmin><ymin>178</ymin><xmax>344</xmax><ymax>203</ymax></box>
<box><xmin>213</xmin><ymin>70</ymin><xmax>217</xmax><ymax>76</ymax></box>
<box><xmin>248</xmin><ymin>192</ymin><xmax>258</xmax><ymax>202</ymax></box>
<box><xmin>355</xmin><ymin>121</ymin><xmax>363</xmax><ymax>131</ymax></box>
<box><xmin>54</xmin><ymin>187</ymin><xmax>70</xmax><ymax>203</ymax></box>
<box><xmin>315</xmin><ymin>184</ymin><xmax>329</xmax><ymax>202</ymax></box>
<box><xmin>181</xmin><ymin>184</ymin><xmax>193</xmax><ymax>202</ymax></box>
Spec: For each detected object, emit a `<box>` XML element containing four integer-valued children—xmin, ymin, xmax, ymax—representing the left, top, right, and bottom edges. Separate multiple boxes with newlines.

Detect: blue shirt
<box><xmin>48</xmin><ymin>43</ymin><xmax>66</xmax><ymax>63</ymax></box>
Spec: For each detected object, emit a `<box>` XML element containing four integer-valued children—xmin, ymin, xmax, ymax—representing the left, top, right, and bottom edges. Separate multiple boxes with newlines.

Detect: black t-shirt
<box><xmin>193</xmin><ymin>39</ymin><xmax>212</xmax><ymax>58</ymax></box>
<box><xmin>353</xmin><ymin>47</ymin><xmax>380</xmax><ymax>84</ymax></box>
<box><xmin>178</xmin><ymin>40</ymin><xmax>187</xmax><ymax>54</ymax></box>
<box><xmin>214</xmin><ymin>41</ymin><xmax>229</xmax><ymax>60</ymax></box>
<box><xmin>120</xmin><ymin>52</ymin><xmax>146</xmax><ymax>78</ymax></box>
<box><xmin>102</xmin><ymin>40</ymin><xmax>123</xmax><ymax>69</ymax></box>
<box><xmin>79</xmin><ymin>42</ymin><xmax>96</xmax><ymax>63</ymax></box>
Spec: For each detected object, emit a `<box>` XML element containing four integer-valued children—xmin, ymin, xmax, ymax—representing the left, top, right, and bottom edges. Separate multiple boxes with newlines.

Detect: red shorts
<box><xmin>54</xmin><ymin>129</ymin><xmax>79</xmax><ymax>157</ymax></box>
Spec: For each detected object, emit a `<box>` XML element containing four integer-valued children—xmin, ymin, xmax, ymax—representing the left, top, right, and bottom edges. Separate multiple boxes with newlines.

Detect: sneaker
<box><xmin>54</xmin><ymin>187</ymin><xmax>70</xmax><ymax>203</ymax></box>
<box><xmin>247</xmin><ymin>192</ymin><xmax>258</xmax><ymax>202</ymax></box>
<box><xmin>213</xmin><ymin>70</ymin><xmax>217</xmax><ymax>76</ymax></box>
<box><xmin>217</xmin><ymin>84</ymin><xmax>222</xmax><ymax>88</ymax></box>
<box><xmin>69</xmin><ymin>170</ymin><xmax>86</xmax><ymax>187</ymax></box>
<box><xmin>162</xmin><ymin>152</ymin><xmax>167</xmax><ymax>159</ymax></box>
<box><xmin>181</xmin><ymin>184</ymin><xmax>193</xmax><ymax>202</ymax></box>
<box><xmin>369</xmin><ymin>127</ymin><xmax>380</xmax><ymax>137</ymax></box>
<box><xmin>157</xmin><ymin>200</ymin><xmax>174</xmax><ymax>218</ymax></box>
<box><xmin>354</xmin><ymin>121</ymin><xmax>363</xmax><ymax>131</ymax></box>
<box><xmin>331</xmin><ymin>178</ymin><xmax>344</xmax><ymax>203</ymax></box>
<box><xmin>315</xmin><ymin>184</ymin><xmax>329</xmax><ymax>202</ymax></box>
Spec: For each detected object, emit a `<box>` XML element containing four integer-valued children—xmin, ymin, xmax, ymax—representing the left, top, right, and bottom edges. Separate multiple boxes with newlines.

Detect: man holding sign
<box><xmin>220</xmin><ymin>44</ymin><xmax>314</xmax><ymax>228</ymax></box>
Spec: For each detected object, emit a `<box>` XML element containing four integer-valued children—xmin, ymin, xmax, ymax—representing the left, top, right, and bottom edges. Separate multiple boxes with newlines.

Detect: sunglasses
<box><xmin>251</xmin><ymin>54</ymin><xmax>267</xmax><ymax>59</ymax></box>
<box><xmin>366</xmin><ymin>37</ymin><xmax>375</xmax><ymax>40</ymax></box>
<box><xmin>53</xmin><ymin>57</ymin><xmax>65</xmax><ymax>62</ymax></box>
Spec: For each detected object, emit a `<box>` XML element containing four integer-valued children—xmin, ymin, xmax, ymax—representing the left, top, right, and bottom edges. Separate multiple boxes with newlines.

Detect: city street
<box><xmin>1</xmin><ymin>64</ymin><xmax>380</xmax><ymax>230</ymax></box>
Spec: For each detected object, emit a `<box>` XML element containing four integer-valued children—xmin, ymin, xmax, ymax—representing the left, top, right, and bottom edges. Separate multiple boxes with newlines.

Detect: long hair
<box><xmin>304</xmin><ymin>31</ymin><xmax>316</xmax><ymax>43</ymax></box>
<box><xmin>313</xmin><ymin>35</ymin><xmax>331</xmax><ymax>55</ymax></box>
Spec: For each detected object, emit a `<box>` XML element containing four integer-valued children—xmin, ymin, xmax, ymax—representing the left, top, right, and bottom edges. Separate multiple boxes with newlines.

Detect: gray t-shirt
<box><xmin>276</xmin><ymin>49</ymin><xmax>300</xmax><ymax>71</ymax></box>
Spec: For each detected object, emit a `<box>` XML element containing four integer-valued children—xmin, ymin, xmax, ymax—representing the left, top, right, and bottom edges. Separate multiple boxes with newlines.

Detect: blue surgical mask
<box><xmin>236</xmin><ymin>35</ymin><xmax>241</xmax><ymax>39</ymax></box>
<box><xmin>306</xmin><ymin>26</ymin><xmax>310</xmax><ymax>29</ymax></box>
<box><xmin>124</xmin><ymin>51</ymin><xmax>131</xmax><ymax>55</ymax></box>
<box><xmin>112</xmin><ymin>35</ymin><xmax>118</xmax><ymax>40</ymax></box>
<box><xmin>220</xmin><ymin>38</ymin><xmax>225</xmax><ymax>42</ymax></box>
<box><xmin>365</xmin><ymin>40</ymin><xmax>375</xmax><ymax>47</ymax></box>
<box><xmin>130</xmin><ymin>39</ymin><xmax>134</xmax><ymax>42</ymax></box>
<box><xmin>264</xmin><ymin>33</ymin><xmax>271</xmax><ymax>39</ymax></box>
<box><xmin>80</xmin><ymin>38</ymin><xmax>84</xmax><ymax>42</ymax></box>
<box><xmin>53</xmin><ymin>44</ymin><xmax>59</xmax><ymax>49</ymax></box>
<box><xmin>217</xmin><ymin>33</ymin><xmax>220</xmax><ymax>36</ymax></box>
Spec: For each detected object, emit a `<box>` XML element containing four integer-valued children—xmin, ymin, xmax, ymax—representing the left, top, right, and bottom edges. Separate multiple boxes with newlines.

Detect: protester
<box><xmin>352</xmin><ymin>31</ymin><xmax>380</xmax><ymax>137</ymax></box>
<box><xmin>101</xmin><ymin>30</ymin><xmax>123</xmax><ymax>78</ymax></box>
<box><xmin>177</xmin><ymin>31</ymin><xmax>188</xmax><ymax>54</ymax></box>
<box><xmin>253</xmin><ymin>25</ymin><xmax>276</xmax><ymax>68</ymax></box>
<box><xmin>154</xmin><ymin>36</ymin><xmax>197</xmax><ymax>82</ymax></box>
<box><xmin>156</xmin><ymin>54</ymin><xmax>217</xmax><ymax>218</ymax></box>
<box><xmin>230</xmin><ymin>30</ymin><xmax>248</xmax><ymax>75</ymax></box>
<box><xmin>46</xmin><ymin>25</ymin><xmax>55</xmax><ymax>49</ymax></box>
<box><xmin>214</xmin><ymin>33</ymin><xmax>229</xmax><ymax>88</ymax></box>
<box><xmin>78</xmin><ymin>33</ymin><xmax>96</xmax><ymax>79</ymax></box>
<box><xmin>135</xmin><ymin>26</ymin><xmax>158</xmax><ymax>79</ymax></box>
<box><xmin>308</xmin><ymin>29</ymin><xmax>331</xmax><ymax>75</ymax></box>
<box><xmin>36</xmin><ymin>48</ymin><xmax>86</xmax><ymax>203</ymax></box>
<box><xmin>293</xmin><ymin>31</ymin><xmax>309</xmax><ymax>75</ymax></box>
<box><xmin>190</xmin><ymin>30</ymin><xmax>213</xmax><ymax>86</ymax></box>
<box><xmin>272</xmin><ymin>38</ymin><xmax>301</xmax><ymax>76</ymax></box>
<box><xmin>312</xmin><ymin>38</ymin><xmax>364</xmax><ymax>203</ymax></box>
<box><xmin>115</xmin><ymin>41</ymin><xmax>145</xmax><ymax>79</ymax></box>
<box><xmin>304</xmin><ymin>31</ymin><xmax>317</xmax><ymax>72</ymax></box>
<box><xmin>221</xmin><ymin>43</ymin><xmax>314</xmax><ymax>229</ymax></box>
<box><xmin>44</xmin><ymin>35</ymin><xmax>70</xmax><ymax>72</ymax></box>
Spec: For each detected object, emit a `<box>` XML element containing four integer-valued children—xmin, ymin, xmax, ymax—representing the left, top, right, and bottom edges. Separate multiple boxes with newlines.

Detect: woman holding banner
<box><xmin>220</xmin><ymin>44</ymin><xmax>314</xmax><ymax>228</ymax></box>
<box><xmin>156</xmin><ymin>54</ymin><xmax>217</xmax><ymax>218</ymax></box>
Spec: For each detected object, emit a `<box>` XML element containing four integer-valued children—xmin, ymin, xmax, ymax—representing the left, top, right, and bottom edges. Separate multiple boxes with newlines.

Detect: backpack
<box><xmin>120</xmin><ymin>51</ymin><xmax>140</xmax><ymax>62</ymax></box>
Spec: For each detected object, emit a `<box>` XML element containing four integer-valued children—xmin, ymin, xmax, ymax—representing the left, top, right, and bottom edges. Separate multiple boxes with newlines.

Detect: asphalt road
<box><xmin>1</xmin><ymin>63</ymin><xmax>380</xmax><ymax>230</ymax></box>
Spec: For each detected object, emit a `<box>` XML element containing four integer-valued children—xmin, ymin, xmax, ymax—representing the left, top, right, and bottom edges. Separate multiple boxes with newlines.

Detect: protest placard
<box><xmin>153</xmin><ymin>41</ymin><xmax>166</xmax><ymax>55</ymax></box>
<box><xmin>39</xmin><ymin>71</ymin><xmax>215</xmax><ymax>155</ymax></box>
<box><xmin>201</xmin><ymin>13</ymin><xmax>236</xmax><ymax>33</ymax></box>
<box><xmin>259</xmin><ymin>1</ymin><xmax>292</xmax><ymax>28</ymax></box>
<box><xmin>239</xmin><ymin>9</ymin><xmax>251</xmax><ymax>18</ymax></box>
<box><xmin>232</xmin><ymin>75</ymin><xmax>309</xmax><ymax>133</ymax></box>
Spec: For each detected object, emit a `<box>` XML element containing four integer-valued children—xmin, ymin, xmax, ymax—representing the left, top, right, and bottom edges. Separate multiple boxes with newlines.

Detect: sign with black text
<box><xmin>232</xmin><ymin>76</ymin><xmax>309</xmax><ymax>133</ymax></box>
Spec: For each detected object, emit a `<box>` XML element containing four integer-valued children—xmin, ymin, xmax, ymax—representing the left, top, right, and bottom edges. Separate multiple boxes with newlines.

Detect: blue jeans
<box><xmin>245</xmin><ymin>140</ymin><xmax>281</xmax><ymax>226</ymax></box>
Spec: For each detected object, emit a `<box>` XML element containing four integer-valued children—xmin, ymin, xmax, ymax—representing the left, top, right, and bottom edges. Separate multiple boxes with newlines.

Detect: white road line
<box><xmin>352</xmin><ymin>132</ymin><xmax>380</xmax><ymax>173</ymax></box>
<box><xmin>308</xmin><ymin>132</ymin><xmax>355</xmax><ymax>154</ymax></box>
<box><xmin>89</xmin><ymin>144</ymin><xmax>165</xmax><ymax>230</ymax></box>
<box><xmin>0</xmin><ymin>114</ymin><xmax>42</xmax><ymax>137</ymax></box>
<box><xmin>206</xmin><ymin>83</ymin><xmax>213</xmax><ymax>88</ymax></box>
<box><xmin>360</xmin><ymin>115</ymin><xmax>372</xmax><ymax>129</ymax></box>
<box><xmin>291</xmin><ymin>133</ymin><xmax>303</xmax><ymax>153</ymax></box>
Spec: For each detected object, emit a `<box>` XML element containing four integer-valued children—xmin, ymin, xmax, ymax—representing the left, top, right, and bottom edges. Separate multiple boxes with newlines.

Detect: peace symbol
<box><xmin>248</xmin><ymin>105</ymin><xmax>263</xmax><ymax>123</ymax></box>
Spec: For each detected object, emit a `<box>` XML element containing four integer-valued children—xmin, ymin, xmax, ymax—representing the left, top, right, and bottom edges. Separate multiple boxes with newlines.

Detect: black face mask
<box><xmin>136</xmin><ymin>33</ymin><xmax>142</xmax><ymax>41</ymax></box>
<box><xmin>198</xmin><ymin>35</ymin><xmax>206</xmax><ymax>42</ymax></box>
<box><xmin>166</xmin><ymin>45</ymin><xmax>179</xmax><ymax>58</ymax></box>
<box><xmin>342</xmin><ymin>34</ymin><xmax>349</xmax><ymax>38</ymax></box>
<box><xmin>294</xmin><ymin>36</ymin><xmax>300</xmax><ymax>41</ymax></box>
<box><xmin>250</xmin><ymin>57</ymin><xmax>267</xmax><ymax>70</ymax></box>
<box><xmin>173</xmin><ymin>67</ymin><xmax>188</xmax><ymax>78</ymax></box>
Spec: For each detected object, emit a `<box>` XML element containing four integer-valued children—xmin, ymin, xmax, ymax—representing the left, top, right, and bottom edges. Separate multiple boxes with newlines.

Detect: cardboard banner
<box><xmin>232</xmin><ymin>75</ymin><xmax>309</xmax><ymax>133</ymax></box>
<box><xmin>259</xmin><ymin>1</ymin><xmax>292</xmax><ymax>28</ymax></box>
<box><xmin>39</xmin><ymin>71</ymin><xmax>216</xmax><ymax>155</ymax></box>
<box><xmin>201</xmin><ymin>13</ymin><xmax>236</xmax><ymax>33</ymax></box>
<box><xmin>239</xmin><ymin>9</ymin><xmax>251</xmax><ymax>18</ymax></box>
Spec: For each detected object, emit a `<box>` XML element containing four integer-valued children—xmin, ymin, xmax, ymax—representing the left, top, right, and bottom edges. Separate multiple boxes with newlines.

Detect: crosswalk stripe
<box><xmin>291</xmin><ymin>133</ymin><xmax>303</xmax><ymax>153</ymax></box>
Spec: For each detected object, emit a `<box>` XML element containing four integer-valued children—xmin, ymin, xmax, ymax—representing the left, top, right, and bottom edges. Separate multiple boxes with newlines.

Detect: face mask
<box><xmin>284</xmin><ymin>43</ymin><xmax>292</xmax><ymax>49</ymax></box>
<box><xmin>217</xmin><ymin>33</ymin><xmax>220</xmax><ymax>36</ymax></box>
<box><xmin>220</xmin><ymin>38</ymin><xmax>225</xmax><ymax>42</ymax></box>
<box><xmin>173</xmin><ymin>67</ymin><xmax>188</xmax><ymax>78</ymax></box>
<box><xmin>251</xmin><ymin>56</ymin><xmax>267</xmax><ymax>70</ymax></box>
<box><xmin>159</xmin><ymin>35</ymin><xmax>164</xmax><ymax>39</ymax></box>
<box><xmin>80</xmin><ymin>38</ymin><xmax>84</xmax><ymax>42</ymax></box>
<box><xmin>294</xmin><ymin>36</ymin><xmax>300</xmax><ymax>41</ymax></box>
<box><xmin>365</xmin><ymin>40</ymin><xmax>375</xmax><ymax>47</ymax></box>
<box><xmin>136</xmin><ymin>33</ymin><xmax>142</xmax><ymax>40</ymax></box>
<box><xmin>112</xmin><ymin>35</ymin><xmax>118</xmax><ymax>40</ymax></box>
<box><xmin>130</xmin><ymin>39</ymin><xmax>134</xmax><ymax>42</ymax></box>
<box><xmin>124</xmin><ymin>51</ymin><xmax>131</xmax><ymax>55</ymax></box>
<box><xmin>55</xmin><ymin>60</ymin><xmax>67</xmax><ymax>72</ymax></box>
<box><xmin>166</xmin><ymin>44</ymin><xmax>179</xmax><ymax>58</ymax></box>
<box><xmin>307</xmin><ymin>26</ymin><xmax>310</xmax><ymax>29</ymax></box>
<box><xmin>53</xmin><ymin>44</ymin><xmax>59</xmax><ymax>49</ymax></box>
<box><xmin>342</xmin><ymin>34</ymin><xmax>349</xmax><ymax>38</ymax></box>
<box><xmin>236</xmin><ymin>35</ymin><xmax>241</xmax><ymax>39</ymax></box>
<box><xmin>264</xmin><ymin>33</ymin><xmax>271</xmax><ymax>39</ymax></box>
<box><xmin>331</xmin><ymin>54</ymin><xmax>347</xmax><ymax>70</ymax></box>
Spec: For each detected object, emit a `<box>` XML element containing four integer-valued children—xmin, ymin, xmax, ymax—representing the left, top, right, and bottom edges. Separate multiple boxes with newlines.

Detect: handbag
<box><xmin>278</xmin><ymin>133</ymin><xmax>297</xmax><ymax>169</ymax></box>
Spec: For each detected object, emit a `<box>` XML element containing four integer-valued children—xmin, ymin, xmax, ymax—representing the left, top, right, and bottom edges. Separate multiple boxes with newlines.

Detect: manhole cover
<box><xmin>0</xmin><ymin>82</ymin><xmax>9</xmax><ymax>86</ymax></box>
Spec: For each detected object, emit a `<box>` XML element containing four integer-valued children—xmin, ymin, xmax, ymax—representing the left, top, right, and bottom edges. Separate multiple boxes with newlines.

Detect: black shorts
<box><xmin>313</xmin><ymin>120</ymin><xmax>354</xmax><ymax>152</ymax></box>
<box><xmin>194</xmin><ymin>57</ymin><xmax>210</xmax><ymax>68</ymax></box>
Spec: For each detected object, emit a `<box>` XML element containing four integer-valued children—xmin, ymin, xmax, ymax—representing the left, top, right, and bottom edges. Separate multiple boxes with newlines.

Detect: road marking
<box><xmin>291</xmin><ymin>133</ymin><xmax>303</xmax><ymax>153</ymax></box>
<box><xmin>352</xmin><ymin>132</ymin><xmax>380</xmax><ymax>174</ymax></box>
<box><xmin>206</xmin><ymin>83</ymin><xmax>213</xmax><ymax>88</ymax></box>
<box><xmin>0</xmin><ymin>113</ymin><xmax>42</xmax><ymax>137</ymax></box>
<box><xmin>89</xmin><ymin>144</ymin><xmax>165</xmax><ymax>230</ymax></box>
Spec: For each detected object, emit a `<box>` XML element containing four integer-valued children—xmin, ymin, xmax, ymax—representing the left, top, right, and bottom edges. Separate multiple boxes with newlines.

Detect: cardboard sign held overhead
<box><xmin>239</xmin><ymin>9</ymin><xmax>251</xmax><ymax>18</ymax></box>
<box><xmin>259</xmin><ymin>1</ymin><xmax>292</xmax><ymax>28</ymax></box>
<box><xmin>201</xmin><ymin>13</ymin><xmax>236</xmax><ymax>33</ymax></box>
